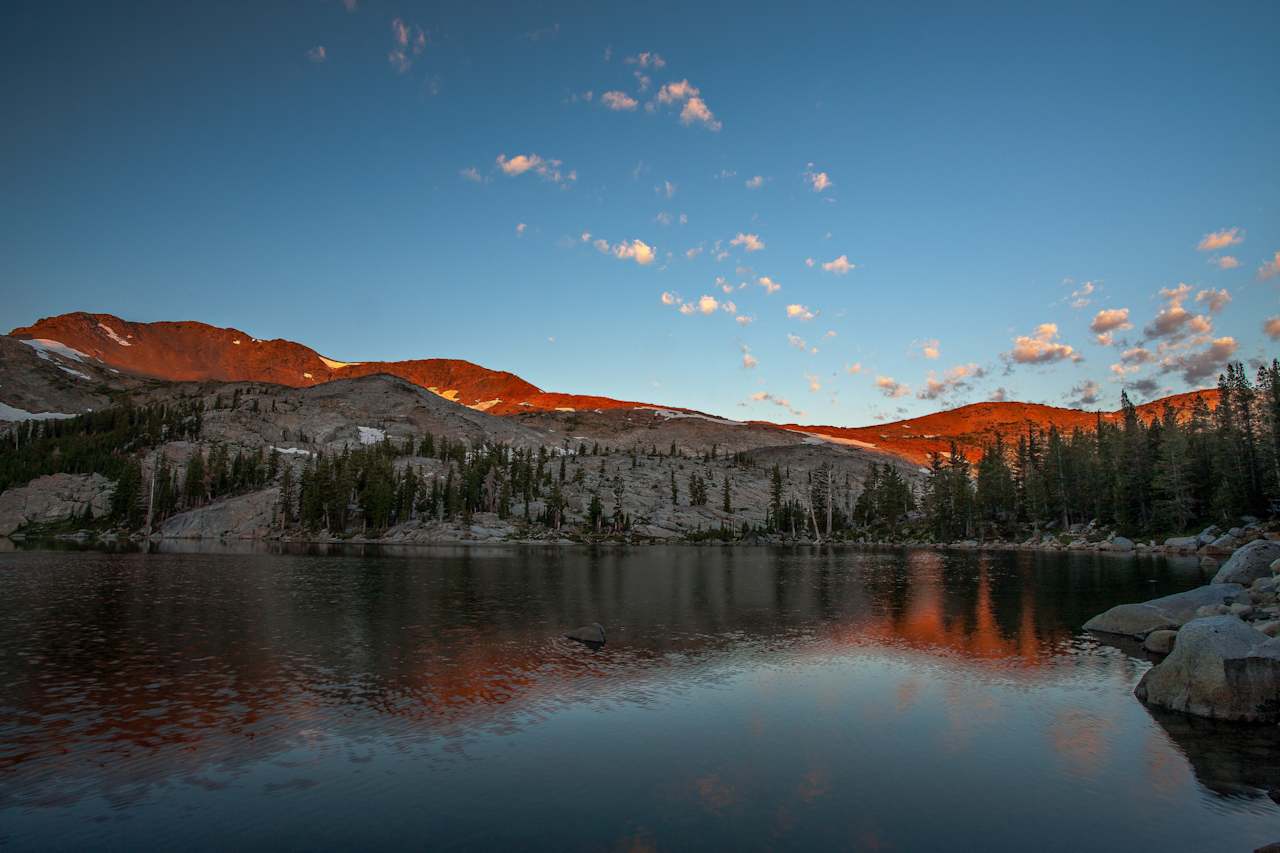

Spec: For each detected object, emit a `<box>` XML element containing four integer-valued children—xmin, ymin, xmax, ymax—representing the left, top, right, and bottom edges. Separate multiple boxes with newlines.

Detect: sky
<box><xmin>2</xmin><ymin>1</ymin><xmax>1278</xmax><ymax>425</ymax></box>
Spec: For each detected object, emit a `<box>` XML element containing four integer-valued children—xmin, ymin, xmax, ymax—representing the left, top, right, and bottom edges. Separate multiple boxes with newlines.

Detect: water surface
<box><xmin>1</xmin><ymin>544</ymin><xmax>1278</xmax><ymax>851</ymax></box>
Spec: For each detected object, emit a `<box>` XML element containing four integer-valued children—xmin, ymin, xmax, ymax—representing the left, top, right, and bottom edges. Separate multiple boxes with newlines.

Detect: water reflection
<box><xmin>0</xmin><ymin>545</ymin><xmax>1275</xmax><ymax>851</ymax></box>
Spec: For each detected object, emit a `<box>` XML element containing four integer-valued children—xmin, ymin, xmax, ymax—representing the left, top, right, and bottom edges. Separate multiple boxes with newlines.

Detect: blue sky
<box><xmin>2</xmin><ymin>1</ymin><xmax>1278</xmax><ymax>424</ymax></box>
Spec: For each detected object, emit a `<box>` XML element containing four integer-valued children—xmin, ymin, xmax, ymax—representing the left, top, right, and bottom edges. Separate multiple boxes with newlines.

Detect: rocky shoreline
<box><xmin>1084</xmin><ymin>536</ymin><xmax>1280</xmax><ymax>724</ymax></box>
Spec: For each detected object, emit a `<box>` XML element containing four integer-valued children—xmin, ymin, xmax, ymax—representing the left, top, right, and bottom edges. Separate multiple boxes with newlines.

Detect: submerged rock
<box><xmin>1212</xmin><ymin>540</ymin><xmax>1280</xmax><ymax>586</ymax></box>
<box><xmin>1083</xmin><ymin>583</ymin><xmax>1245</xmax><ymax>639</ymax></box>
<box><xmin>1135</xmin><ymin>615</ymin><xmax>1280</xmax><ymax>723</ymax></box>
<box><xmin>566</xmin><ymin>622</ymin><xmax>606</xmax><ymax>646</ymax></box>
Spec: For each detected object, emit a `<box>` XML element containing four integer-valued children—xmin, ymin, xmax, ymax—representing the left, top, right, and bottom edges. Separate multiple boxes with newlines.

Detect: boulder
<box><xmin>566</xmin><ymin>622</ymin><xmax>606</xmax><ymax>646</ymax></box>
<box><xmin>1163</xmin><ymin>536</ymin><xmax>1200</xmax><ymax>552</ymax></box>
<box><xmin>1083</xmin><ymin>584</ymin><xmax>1245</xmax><ymax>639</ymax></box>
<box><xmin>1197</xmin><ymin>525</ymin><xmax>1221</xmax><ymax>547</ymax></box>
<box><xmin>1203</xmin><ymin>534</ymin><xmax>1241</xmax><ymax>556</ymax></box>
<box><xmin>0</xmin><ymin>473</ymin><xmax>114</xmax><ymax>536</ymax></box>
<box><xmin>1100</xmin><ymin>536</ymin><xmax>1135</xmax><ymax>552</ymax></box>
<box><xmin>1135</xmin><ymin>616</ymin><xmax>1280</xmax><ymax>723</ymax></box>
<box><xmin>1257</xmin><ymin>621</ymin><xmax>1280</xmax><ymax>639</ymax></box>
<box><xmin>1143</xmin><ymin>629</ymin><xmax>1178</xmax><ymax>655</ymax></box>
<box><xmin>1272</xmin><ymin>558</ymin><xmax>1280</xmax><ymax>574</ymax></box>
<box><xmin>1212</xmin><ymin>540</ymin><xmax>1280</xmax><ymax>586</ymax></box>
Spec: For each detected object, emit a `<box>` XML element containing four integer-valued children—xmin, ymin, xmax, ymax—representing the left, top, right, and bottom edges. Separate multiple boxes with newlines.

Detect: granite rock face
<box><xmin>159</xmin><ymin>488</ymin><xmax>280</xmax><ymax>539</ymax></box>
<box><xmin>0</xmin><ymin>473</ymin><xmax>114</xmax><ymax>536</ymax></box>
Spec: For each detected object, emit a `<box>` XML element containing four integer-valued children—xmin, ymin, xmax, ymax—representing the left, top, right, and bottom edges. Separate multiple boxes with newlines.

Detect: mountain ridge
<box><xmin>8</xmin><ymin>311</ymin><xmax>1219</xmax><ymax>465</ymax></box>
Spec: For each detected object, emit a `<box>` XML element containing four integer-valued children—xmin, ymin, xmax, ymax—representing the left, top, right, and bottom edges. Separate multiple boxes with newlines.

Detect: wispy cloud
<box><xmin>1068</xmin><ymin>281</ymin><xmax>1095</xmax><ymax>309</ymax></box>
<box><xmin>601</xmin><ymin>90</ymin><xmax>638</xmax><ymax>110</ymax></box>
<box><xmin>917</xmin><ymin>363</ymin><xmax>983</xmax><ymax>400</ymax></box>
<box><xmin>747</xmin><ymin>391</ymin><xmax>802</xmax><ymax>417</ymax></box>
<box><xmin>919</xmin><ymin>339</ymin><xmax>940</xmax><ymax>360</ymax></box>
<box><xmin>741</xmin><ymin>345</ymin><xmax>757</xmax><ymax>369</ymax></box>
<box><xmin>845</xmin><ymin>362</ymin><xmax>863</xmax><ymax>375</ymax></box>
<box><xmin>625</xmin><ymin>52</ymin><xmax>666</xmax><ymax>68</ymax></box>
<box><xmin>1265</xmin><ymin>317</ymin><xmax>1280</xmax><ymax>340</ymax></box>
<box><xmin>731</xmin><ymin>232</ymin><xmax>765</xmax><ymax>252</ymax></box>
<box><xmin>459</xmin><ymin>166</ymin><xmax>488</xmax><ymax>183</ymax></box>
<box><xmin>1195</xmin><ymin>287</ymin><xmax>1230</xmax><ymax>313</ymax></box>
<box><xmin>786</xmin><ymin>304</ymin><xmax>816</xmax><ymax>321</ymax></box>
<box><xmin>805</xmin><ymin>373</ymin><xmax>821</xmax><ymax>392</ymax></box>
<box><xmin>1068</xmin><ymin>379</ymin><xmax>1102</xmax><ymax>406</ymax></box>
<box><xmin>306</xmin><ymin>45</ymin><xmax>327</xmax><ymax>63</ymax></box>
<box><xmin>757</xmin><ymin>276</ymin><xmax>780</xmax><ymax>294</ymax></box>
<box><xmin>1196</xmin><ymin>227</ymin><xmax>1242</xmax><ymax>251</ymax></box>
<box><xmin>496</xmin><ymin>153</ymin><xmax>576</xmax><ymax>184</ymax></box>
<box><xmin>1212</xmin><ymin>255</ymin><xmax>1240</xmax><ymax>270</ymax></box>
<box><xmin>744</xmin><ymin>175</ymin><xmax>764</xmax><ymax>189</ymax></box>
<box><xmin>655</xmin><ymin>79</ymin><xmax>721</xmax><ymax>130</ymax></box>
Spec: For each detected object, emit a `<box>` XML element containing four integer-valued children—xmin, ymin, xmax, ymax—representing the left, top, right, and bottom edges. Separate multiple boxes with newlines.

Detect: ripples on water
<box><xmin>1</xmin><ymin>544</ymin><xmax>1278</xmax><ymax>851</ymax></box>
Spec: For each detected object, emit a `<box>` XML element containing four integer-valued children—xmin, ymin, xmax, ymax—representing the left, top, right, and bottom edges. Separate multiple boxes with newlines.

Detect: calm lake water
<box><xmin>1</xmin><ymin>543</ymin><xmax>1278</xmax><ymax>851</ymax></box>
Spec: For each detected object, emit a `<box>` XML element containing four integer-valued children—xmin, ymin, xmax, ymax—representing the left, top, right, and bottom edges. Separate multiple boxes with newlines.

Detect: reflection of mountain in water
<box><xmin>0</xmin><ymin>545</ymin><xmax>1235</xmax><ymax>817</ymax></box>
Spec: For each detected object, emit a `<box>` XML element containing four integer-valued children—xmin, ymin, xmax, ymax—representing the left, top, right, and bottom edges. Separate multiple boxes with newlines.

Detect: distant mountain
<box><xmin>789</xmin><ymin>391</ymin><xmax>1219</xmax><ymax>465</ymax></box>
<box><xmin>10</xmin><ymin>312</ymin><xmax>660</xmax><ymax>416</ymax></box>
<box><xmin>8</xmin><ymin>312</ymin><xmax>1218</xmax><ymax>465</ymax></box>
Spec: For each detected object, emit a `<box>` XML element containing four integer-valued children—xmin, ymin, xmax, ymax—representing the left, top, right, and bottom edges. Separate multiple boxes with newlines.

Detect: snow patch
<box><xmin>427</xmin><ymin>387</ymin><xmax>460</xmax><ymax>402</ymax></box>
<box><xmin>469</xmin><ymin>399</ymin><xmax>502</xmax><ymax>411</ymax></box>
<box><xmin>57</xmin><ymin>365</ymin><xmax>90</xmax><ymax>380</ymax></box>
<box><xmin>318</xmin><ymin>356</ymin><xmax>361</xmax><ymax>370</ymax></box>
<box><xmin>272</xmin><ymin>446</ymin><xmax>312</xmax><ymax>456</ymax></box>
<box><xmin>302</xmin><ymin>372</ymin><xmax>313</xmax><ymax>379</ymax></box>
<box><xmin>98</xmin><ymin>323</ymin><xmax>131</xmax><ymax>346</ymax></box>
<box><xmin>21</xmin><ymin>338</ymin><xmax>90</xmax><ymax>363</ymax></box>
<box><xmin>0</xmin><ymin>402</ymin><xmax>76</xmax><ymax>422</ymax></box>
<box><xmin>232</xmin><ymin>339</ymin><xmax>241</xmax><ymax>345</ymax></box>
<box><xmin>794</xmin><ymin>431</ymin><xmax>878</xmax><ymax>449</ymax></box>
<box><xmin>357</xmin><ymin>426</ymin><xmax>385</xmax><ymax>445</ymax></box>
<box><xmin>640</xmin><ymin>407</ymin><xmax>744</xmax><ymax>426</ymax></box>
<box><xmin>555</xmin><ymin>407</ymin><xmax>576</xmax><ymax>412</ymax></box>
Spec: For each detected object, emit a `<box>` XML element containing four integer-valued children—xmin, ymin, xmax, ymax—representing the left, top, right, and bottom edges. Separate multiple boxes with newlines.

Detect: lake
<box><xmin>1</xmin><ymin>544</ymin><xmax>1278</xmax><ymax>851</ymax></box>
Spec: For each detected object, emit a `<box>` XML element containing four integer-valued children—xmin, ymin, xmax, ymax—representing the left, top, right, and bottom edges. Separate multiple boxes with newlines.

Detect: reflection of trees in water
<box><xmin>0</xmin><ymin>546</ymin><xmax>1235</xmax><ymax>815</ymax></box>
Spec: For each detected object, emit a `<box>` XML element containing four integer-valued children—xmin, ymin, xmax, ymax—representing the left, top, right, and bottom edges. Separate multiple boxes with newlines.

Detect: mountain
<box><xmin>789</xmin><ymin>391</ymin><xmax>1219</xmax><ymax>465</ymax></box>
<box><xmin>9</xmin><ymin>312</ymin><xmax>661</xmax><ymax>416</ymax></box>
<box><xmin>7</xmin><ymin>312</ymin><xmax>1218</xmax><ymax>466</ymax></box>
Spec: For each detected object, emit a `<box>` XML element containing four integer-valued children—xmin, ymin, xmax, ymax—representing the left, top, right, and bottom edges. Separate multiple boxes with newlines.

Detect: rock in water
<box><xmin>1135</xmin><ymin>615</ymin><xmax>1280</xmax><ymax>723</ymax></box>
<box><xmin>1213</xmin><ymin>540</ymin><xmax>1280</xmax><ymax>586</ymax></box>
<box><xmin>1083</xmin><ymin>584</ymin><xmax>1245</xmax><ymax>639</ymax></box>
<box><xmin>1143</xmin><ymin>629</ymin><xmax>1178</xmax><ymax>655</ymax></box>
<box><xmin>566</xmin><ymin>622</ymin><xmax>606</xmax><ymax>646</ymax></box>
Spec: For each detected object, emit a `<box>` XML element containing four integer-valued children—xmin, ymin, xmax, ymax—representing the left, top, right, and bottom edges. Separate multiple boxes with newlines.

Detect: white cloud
<box><xmin>1158</xmin><ymin>336</ymin><xmax>1238</xmax><ymax>384</ymax></box>
<box><xmin>655</xmin><ymin>79</ymin><xmax>721</xmax><ymax>130</ymax></box>
<box><xmin>601</xmin><ymin>90</ymin><xmax>638</xmax><ymax>111</ymax></box>
<box><xmin>1195</xmin><ymin>287</ymin><xmax>1231</xmax><ymax>313</ymax></box>
<box><xmin>786</xmin><ymin>304</ymin><xmax>816</xmax><ymax>322</ymax></box>
<box><xmin>1212</xmin><ymin>255</ymin><xmax>1240</xmax><ymax>270</ymax></box>
<box><xmin>1265</xmin><ymin>317</ymin><xmax>1280</xmax><ymax>340</ymax></box>
<box><xmin>1257</xmin><ymin>251</ymin><xmax>1280</xmax><ymax>281</ymax></box>
<box><xmin>1144</xmin><ymin>284</ymin><xmax>1211</xmax><ymax>340</ymax></box>
<box><xmin>803</xmin><ymin>163</ymin><xmax>832</xmax><ymax>192</ymax></box>
<box><xmin>845</xmin><ymin>362</ymin><xmax>863</xmax><ymax>375</ymax></box>
<box><xmin>920</xmin><ymin>339</ymin><xmax>940</xmax><ymax>360</ymax></box>
<box><xmin>625</xmin><ymin>52</ymin><xmax>666</xmax><ymax>68</ymax></box>
<box><xmin>614</xmin><ymin>239</ymin><xmax>655</xmax><ymax>265</ymax></box>
<box><xmin>695</xmin><ymin>294</ymin><xmax>719</xmax><ymax>314</ymax></box>
<box><xmin>1089</xmin><ymin>308</ymin><xmax>1132</xmax><ymax>340</ymax></box>
<box><xmin>806</xmin><ymin>373</ymin><xmax>821</xmax><ymax>392</ymax></box>
<box><xmin>787</xmin><ymin>333</ymin><xmax>808</xmax><ymax>351</ymax></box>
<box><xmin>307</xmin><ymin>45</ymin><xmax>327</xmax><ymax>63</ymax></box>
<box><xmin>731</xmin><ymin>232</ymin><xmax>765</xmax><ymax>252</ymax></box>
<box><xmin>1008</xmin><ymin>323</ymin><xmax>1081</xmax><ymax>365</ymax></box>
<box><xmin>876</xmin><ymin>376</ymin><xmax>910</xmax><ymax>398</ymax></box>
<box><xmin>741</xmin><ymin>345</ymin><xmax>757</xmax><ymax>369</ymax></box>
<box><xmin>917</xmin><ymin>363</ymin><xmax>983</xmax><ymax>400</ymax></box>
<box><xmin>820</xmin><ymin>255</ymin><xmax>855</xmax><ymax>275</ymax></box>
<box><xmin>745</xmin><ymin>175</ymin><xmax>764</xmax><ymax>189</ymax></box>
<box><xmin>1196</xmin><ymin>227</ymin><xmax>1243</xmax><ymax>251</ymax></box>
<box><xmin>757</xmin><ymin>275</ymin><xmax>780</xmax><ymax>294</ymax></box>
<box><xmin>661</xmin><ymin>291</ymin><xmax>679</xmax><ymax>305</ymax></box>
<box><xmin>496</xmin><ymin>153</ymin><xmax>575</xmax><ymax>184</ymax></box>
<box><xmin>515</xmin><ymin>222</ymin><xmax>526</xmax><ymax>236</ymax></box>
